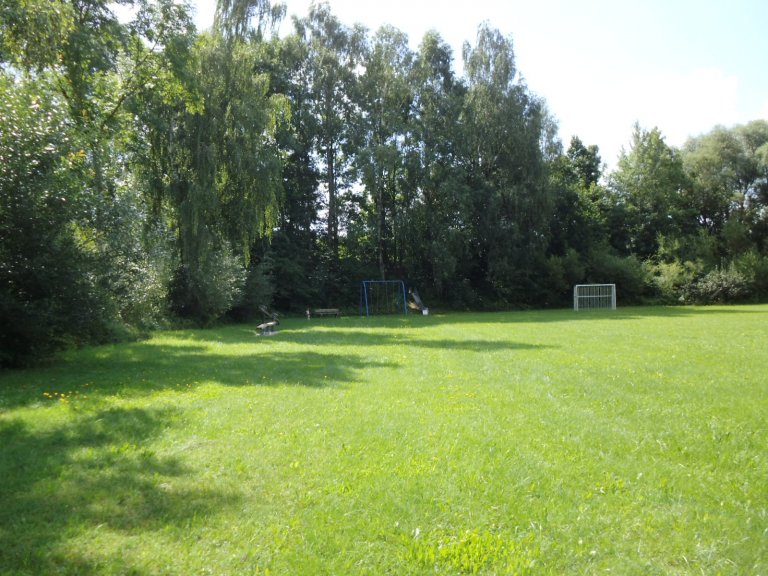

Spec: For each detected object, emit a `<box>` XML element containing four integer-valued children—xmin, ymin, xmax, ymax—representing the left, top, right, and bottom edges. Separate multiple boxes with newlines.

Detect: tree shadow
<box><xmin>0</xmin><ymin>406</ymin><xmax>239</xmax><ymax>575</ymax></box>
<box><xmin>162</xmin><ymin>315</ymin><xmax>558</xmax><ymax>352</ymax></box>
<box><xmin>262</xmin><ymin>327</ymin><xmax>551</xmax><ymax>353</ymax></box>
<box><xmin>7</xmin><ymin>304</ymin><xmax>759</xmax><ymax>408</ymax></box>
<box><xmin>0</xmin><ymin>339</ymin><xmax>399</xmax><ymax>409</ymax></box>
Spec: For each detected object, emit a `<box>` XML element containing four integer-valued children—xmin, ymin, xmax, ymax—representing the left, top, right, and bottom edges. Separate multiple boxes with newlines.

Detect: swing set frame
<box><xmin>359</xmin><ymin>280</ymin><xmax>408</xmax><ymax>317</ymax></box>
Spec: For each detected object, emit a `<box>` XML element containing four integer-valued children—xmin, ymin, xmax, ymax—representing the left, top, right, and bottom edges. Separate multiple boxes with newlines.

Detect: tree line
<box><xmin>2</xmin><ymin>0</ymin><xmax>767</xmax><ymax>367</ymax></box>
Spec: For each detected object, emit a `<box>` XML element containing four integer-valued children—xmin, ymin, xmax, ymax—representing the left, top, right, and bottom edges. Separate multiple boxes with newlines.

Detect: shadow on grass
<box><xmin>154</xmin><ymin>315</ymin><xmax>558</xmax><ymax>352</ymax></box>
<box><xmin>0</xmin><ymin>342</ymin><xmax>399</xmax><ymax>409</ymax></box>
<box><xmin>0</xmin><ymin>316</ymin><xmax>548</xmax><ymax>404</ymax></box>
<box><xmin>0</xmin><ymin>406</ymin><xmax>239</xmax><ymax>575</ymax></box>
<box><xmin>261</xmin><ymin>329</ymin><xmax>550</xmax><ymax>353</ymax></box>
<box><xmin>8</xmin><ymin>303</ymin><xmax>757</xmax><ymax>407</ymax></box>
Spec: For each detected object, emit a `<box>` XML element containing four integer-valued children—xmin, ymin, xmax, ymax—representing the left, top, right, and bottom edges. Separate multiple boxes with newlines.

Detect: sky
<box><xmin>189</xmin><ymin>0</ymin><xmax>768</xmax><ymax>169</ymax></box>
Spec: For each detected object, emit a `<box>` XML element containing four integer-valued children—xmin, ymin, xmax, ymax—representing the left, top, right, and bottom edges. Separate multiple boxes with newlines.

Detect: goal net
<box><xmin>360</xmin><ymin>280</ymin><xmax>408</xmax><ymax>317</ymax></box>
<box><xmin>573</xmin><ymin>284</ymin><xmax>616</xmax><ymax>311</ymax></box>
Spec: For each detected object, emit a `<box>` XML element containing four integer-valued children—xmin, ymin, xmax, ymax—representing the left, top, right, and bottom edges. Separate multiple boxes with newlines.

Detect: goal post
<box><xmin>573</xmin><ymin>284</ymin><xmax>616</xmax><ymax>311</ymax></box>
<box><xmin>360</xmin><ymin>280</ymin><xmax>408</xmax><ymax>317</ymax></box>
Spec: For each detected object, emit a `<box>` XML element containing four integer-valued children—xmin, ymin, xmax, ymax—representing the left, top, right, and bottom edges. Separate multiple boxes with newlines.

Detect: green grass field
<box><xmin>1</xmin><ymin>306</ymin><xmax>766</xmax><ymax>575</ymax></box>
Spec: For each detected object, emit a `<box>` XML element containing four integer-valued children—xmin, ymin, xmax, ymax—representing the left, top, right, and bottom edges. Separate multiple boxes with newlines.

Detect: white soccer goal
<box><xmin>573</xmin><ymin>284</ymin><xmax>616</xmax><ymax>311</ymax></box>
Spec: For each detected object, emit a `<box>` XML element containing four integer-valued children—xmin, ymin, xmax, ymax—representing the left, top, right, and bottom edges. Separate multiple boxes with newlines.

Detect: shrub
<box><xmin>0</xmin><ymin>77</ymin><xmax>124</xmax><ymax>366</ymax></box>
<box><xmin>114</xmin><ymin>252</ymin><xmax>173</xmax><ymax>332</ymax></box>
<box><xmin>587</xmin><ymin>250</ymin><xmax>648</xmax><ymax>304</ymax></box>
<box><xmin>687</xmin><ymin>263</ymin><xmax>751</xmax><ymax>304</ymax></box>
<box><xmin>169</xmin><ymin>244</ymin><xmax>246</xmax><ymax>325</ymax></box>
<box><xmin>733</xmin><ymin>250</ymin><xmax>768</xmax><ymax>301</ymax></box>
<box><xmin>647</xmin><ymin>259</ymin><xmax>702</xmax><ymax>304</ymax></box>
<box><xmin>543</xmin><ymin>249</ymin><xmax>586</xmax><ymax>307</ymax></box>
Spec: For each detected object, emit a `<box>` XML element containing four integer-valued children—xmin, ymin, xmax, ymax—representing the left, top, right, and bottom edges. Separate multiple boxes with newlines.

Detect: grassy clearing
<box><xmin>1</xmin><ymin>305</ymin><xmax>766</xmax><ymax>575</ymax></box>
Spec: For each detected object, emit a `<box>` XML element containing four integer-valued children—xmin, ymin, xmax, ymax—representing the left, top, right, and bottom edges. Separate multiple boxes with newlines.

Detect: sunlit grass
<box><xmin>1</xmin><ymin>306</ymin><xmax>766</xmax><ymax>574</ymax></box>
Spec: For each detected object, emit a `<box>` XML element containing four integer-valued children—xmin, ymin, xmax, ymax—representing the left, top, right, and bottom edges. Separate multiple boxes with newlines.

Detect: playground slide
<box><xmin>408</xmin><ymin>289</ymin><xmax>429</xmax><ymax>315</ymax></box>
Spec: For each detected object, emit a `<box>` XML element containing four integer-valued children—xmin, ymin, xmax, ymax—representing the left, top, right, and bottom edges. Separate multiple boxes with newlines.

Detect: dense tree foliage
<box><xmin>2</xmin><ymin>0</ymin><xmax>767</xmax><ymax>366</ymax></box>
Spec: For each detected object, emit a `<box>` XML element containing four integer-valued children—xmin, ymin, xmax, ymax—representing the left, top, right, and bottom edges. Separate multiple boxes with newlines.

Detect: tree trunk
<box><xmin>326</xmin><ymin>144</ymin><xmax>338</xmax><ymax>259</ymax></box>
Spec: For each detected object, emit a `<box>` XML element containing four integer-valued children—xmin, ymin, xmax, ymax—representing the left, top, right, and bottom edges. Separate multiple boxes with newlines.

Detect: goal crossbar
<box><xmin>573</xmin><ymin>284</ymin><xmax>616</xmax><ymax>311</ymax></box>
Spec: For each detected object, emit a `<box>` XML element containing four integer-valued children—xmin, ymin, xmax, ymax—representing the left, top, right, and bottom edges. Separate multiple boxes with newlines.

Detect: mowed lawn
<box><xmin>1</xmin><ymin>306</ymin><xmax>766</xmax><ymax>575</ymax></box>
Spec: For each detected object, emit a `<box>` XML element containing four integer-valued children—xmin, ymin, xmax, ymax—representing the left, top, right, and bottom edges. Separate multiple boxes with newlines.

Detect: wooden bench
<box><xmin>256</xmin><ymin>321</ymin><xmax>278</xmax><ymax>335</ymax></box>
<box><xmin>312</xmin><ymin>308</ymin><xmax>340</xmax><ymax>317</ymax></box>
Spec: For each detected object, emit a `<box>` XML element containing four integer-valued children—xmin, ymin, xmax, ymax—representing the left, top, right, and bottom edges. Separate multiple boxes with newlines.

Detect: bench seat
<box><xmin>313</xmin><ymin>308</ymin><xmax>339</xmax><ymax>317</ymax></box>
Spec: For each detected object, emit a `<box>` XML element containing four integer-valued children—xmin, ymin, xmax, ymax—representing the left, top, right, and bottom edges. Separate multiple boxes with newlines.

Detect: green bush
<box><xmin>114</xmin><ymin>252</ymin><xmax>174</xmax><ymax>332</ymax></box>
<box><xmin>687</xmin><ymin>263</ymin><xmax>751</xmax><ymax>304</ymax></box>
<box><xmin>647</xmin><ymin>259</ymin><xmax>702</xmax><ymax>304</ymax></box>
<box><xmin>587</xmin><ymin>250</ymin><xmax>648</xmax><ymax>303</ymax></box>
<box><xmin>733</xmin><ymin>250</ymin><xmax>768</xmax><ymax>301</ymax></box>
<box><xmin>88</xmin><ymin>187</ymin><xmax>177</xmax><ymax>333</ymax></box>
<box><xmin>0</xmin><ymin>76</ymin><xmax>124</xmax><ymax>366</ymax></box>
<box><xmin>543</xmin><ymin>249</ymin><xmax>586</xmax><ymax>307</ymax></box>
<box><xmin>169</xmin><ymin>244</ymin><xmax>246</xmax><ymax>325</ymax></box>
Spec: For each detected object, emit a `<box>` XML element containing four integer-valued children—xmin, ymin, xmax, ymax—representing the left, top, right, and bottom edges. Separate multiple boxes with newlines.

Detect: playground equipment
<box><xmin>255</xmin><ymin>305</ymin><xmax>279</xmax><ymax>335</ymax></box>
<box><xmin>408</xmin><ymin>288</ymin><xmax>429</xmax><ymax>315</ymax></box>
<box><xmin>256</xmin><ymin>321</ymin><xmax>278</xmax><ymax>335</ymax></box>
<box><xmin>359</xmin><ymin>281</ymin><xmax>429</xmax><ymax>317</ymax></box>
<box><xmin>360</xmin><ymin>280</ymin><xmax>407</xmax><ymax>316</ymax></box>
<box><xmin>259</xmin><ymin>305</ymin><xmax>280</xmax><ymax>324</ymax></box>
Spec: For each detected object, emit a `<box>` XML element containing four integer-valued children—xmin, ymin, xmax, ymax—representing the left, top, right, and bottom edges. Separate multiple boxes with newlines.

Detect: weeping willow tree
<box><xmin>214</xmin><ymin>0</ymin><xmax>286</xmax><ymax>40</ymax></box>
<box><xmin>136</xmin><ymin>0</ymin><xmax>289</xmax><ymax>323</ymax></box>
